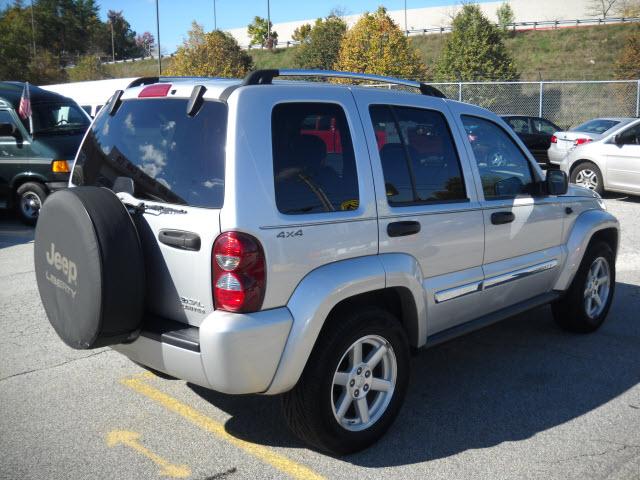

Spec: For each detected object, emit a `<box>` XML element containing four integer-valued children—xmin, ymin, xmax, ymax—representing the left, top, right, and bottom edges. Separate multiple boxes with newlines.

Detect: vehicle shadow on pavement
<box><xmin>0</xmin><ymin>211</ymin><xmax>34</xmax><ymax>249</ymax></box>
<box><xmin>189</xmin><ymin>281</ymin><xmax>640</xmax><ymax>465</ymax></box>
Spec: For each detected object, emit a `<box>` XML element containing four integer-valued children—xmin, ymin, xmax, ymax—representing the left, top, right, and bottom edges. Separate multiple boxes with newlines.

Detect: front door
<box><xmin>456</xmin><ymin>112</ymin><xmax>565</xmax><ymax>313</ymax></box>
<box><xmin>605</xmin><ymin>122</ymin><xmax>640</xmax><ymax>194</ymax></box>
<box><xmin>354</xmin><ymin>90</ymin><xmax>485</xmax><ymax>335</ymax></box>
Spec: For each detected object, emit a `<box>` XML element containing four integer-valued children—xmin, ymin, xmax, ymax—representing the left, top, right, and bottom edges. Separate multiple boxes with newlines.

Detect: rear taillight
<box><xmin>574</xmin><ymin>138</ymin><xmax>592</xmax><ymax>146</ymax></box>
<box><xmin>550</xmin><ymin>135</ymin><xmax>557</xmax><ymax>144</ymax></box>
<box><xmin>212</xmin><ymin>232</ymin><xmax>266</xmax><ymax>313</ymax></box>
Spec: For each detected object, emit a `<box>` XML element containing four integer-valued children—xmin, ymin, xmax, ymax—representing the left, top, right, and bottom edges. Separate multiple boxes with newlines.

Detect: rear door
<box><xmin>72</xmin><ymin>95</ymin><xmax>227</xmax><ymax>327</ymax></box>
<box><xmin>353</xmin><ymin>89</ymin><xmax>485</xmax><ymax>335</ymax></box>
<box><xmin>605</xmin><ymin>122</ymin><xmax>640</xmax><ymax>193</ymax></box>
<box><xmin>452</xmin><ymin>109</ymin><xmax>565</xmax><ymax>312</ymax></box>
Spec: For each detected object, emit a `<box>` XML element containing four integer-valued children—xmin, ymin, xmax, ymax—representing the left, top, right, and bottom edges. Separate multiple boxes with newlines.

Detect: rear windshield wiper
<box><xmin>116</xmin><ymin>192</ymin><xmax>187</xmax><ymax>216</ymax></box>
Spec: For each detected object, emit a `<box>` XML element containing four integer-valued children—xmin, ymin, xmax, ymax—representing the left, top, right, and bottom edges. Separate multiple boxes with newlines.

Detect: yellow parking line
<box><xmin>121</xmin><ymin>375</ymin><xmax>326</xmax><ymax>480</ymax></box>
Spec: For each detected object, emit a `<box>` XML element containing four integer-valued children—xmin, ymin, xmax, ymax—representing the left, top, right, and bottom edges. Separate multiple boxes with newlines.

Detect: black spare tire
<box><xmin>34</xmin><ymin>187</ymin><xmax>145</xmax><ymax>349</ymax></box>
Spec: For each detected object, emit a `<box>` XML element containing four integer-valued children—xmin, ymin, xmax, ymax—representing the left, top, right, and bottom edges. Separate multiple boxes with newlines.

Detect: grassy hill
<box><xmin>95</xmin><ymin>23</ymin><xmax>637</xmax><ymax>82</ymax></box>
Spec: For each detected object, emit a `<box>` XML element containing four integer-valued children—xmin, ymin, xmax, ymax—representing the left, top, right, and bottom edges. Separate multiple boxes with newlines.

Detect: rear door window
<box><xmin>272</xmin><ymin>102</ymin><xmax>359</xmax><ymax>214</ymax></box>
<box><xmin>369</xmin><ymin>105</ymin><xmax>467</xmax><ymax>205</ymax></box>
<box><xmin>73</xmin><ymin>99</ymin><xmax>227</xmax><ymax>209</ymax></box>
<box><xmin>506</xmin><ymin>117</ymin><xmax>530</xmax><ymax>134</ymax></box>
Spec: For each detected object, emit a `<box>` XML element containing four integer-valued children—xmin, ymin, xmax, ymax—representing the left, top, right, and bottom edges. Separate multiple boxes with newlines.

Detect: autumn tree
<box><xmin>292</xmin><ymin>23</ymin><xmax>312</xmax><ymax>43</ymax></box>
<box><xmin>615</xmin><ymin>26</ymin><xmax>640</xmax><ymax>78</ymax></box>
<box><xmin>135</xmin><ymin>32</ymin><xmax>155</xmax><ymax>57</ymax></box>
<box><xmin>247</xmin><ymin>16</ymin><xmax>278</xmax><ymax>48</ymax></box>
<box><xmin>435</xmin><ymin>4</ymin><xmax>518</xmax><ymax>81</ymax></box>
<box><xmin>334</xmin><ymin>7</ymin><xmax>427</xmax><ymax>80</ymax></box>
<box><xmin>295</xmin><ymin>15</ymin><xmax>347</xmax><ymax>70</ymax></box>
<box><xmin>168</xmin><ymin>22</ymin><xmax>253</xmax><ymax>77</ymax></box>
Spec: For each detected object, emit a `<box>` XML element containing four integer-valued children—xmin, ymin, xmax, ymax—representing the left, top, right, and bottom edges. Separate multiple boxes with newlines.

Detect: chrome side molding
<box><xmin>434</xmin><ymin>259</ymin><xmax>559</xmax><ymax>303</ymax></box>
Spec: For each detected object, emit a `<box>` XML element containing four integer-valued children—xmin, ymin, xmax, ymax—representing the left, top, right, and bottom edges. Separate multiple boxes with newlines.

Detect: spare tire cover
<box><xmin>34</xmin><ymin>187</ymin><xmax>145</xmax><ymax>349</ymax></box>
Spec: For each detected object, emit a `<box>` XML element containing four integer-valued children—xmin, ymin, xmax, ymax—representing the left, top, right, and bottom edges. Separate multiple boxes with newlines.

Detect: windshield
<box><xmin>25</xmin><ymin>102</ymin><xmax>90</xmax><ymax>134</ymax></box>
<box><xmin>72</xmin><ymin>98</ymin><xmax>227</xmax><ymax>209</ymax></box>
<box><xmin>571</xmin><ymin>119</ymin><xmax>620</xmax><ymax>135</ymax></box>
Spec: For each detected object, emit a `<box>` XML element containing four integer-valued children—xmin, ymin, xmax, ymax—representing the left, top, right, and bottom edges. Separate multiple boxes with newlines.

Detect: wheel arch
<box><xmin>554</xmin><ymin>209</ymin><xmax>619</xmax><ymax>291</ymax></box>
<box><xmin>265</xmin><ymin>253</ymin><xmax>425</xmax><ymax>395</ymax></box>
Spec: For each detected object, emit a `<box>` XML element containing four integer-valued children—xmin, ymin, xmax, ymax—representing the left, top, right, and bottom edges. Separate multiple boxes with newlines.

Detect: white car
<box><xmin>550</xmin><ymin>117</ymin><xmax>640</xmax><ymax>195</ymax></box>
<box><xmin>547</xmin><ymin>118</ymin><xmax>635</xmax><ymax>165</ymax></box>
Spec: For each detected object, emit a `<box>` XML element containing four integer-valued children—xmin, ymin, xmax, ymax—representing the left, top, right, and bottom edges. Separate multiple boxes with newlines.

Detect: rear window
<box><xmin>72</xmin><ymin>98</ymin><xmax>227</xmax><ymax>209</ymax></box>
<box><xmin>571</xmin><ymin>119</ymin><xmax>620</xmax><ymax>135</ymax></box>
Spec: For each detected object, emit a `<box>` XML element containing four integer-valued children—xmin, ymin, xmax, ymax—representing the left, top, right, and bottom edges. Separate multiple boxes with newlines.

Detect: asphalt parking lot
<box><xmin>1</xmin><ymin>196</ymin><xmax>639</xmax><ymax>480</ymax></box>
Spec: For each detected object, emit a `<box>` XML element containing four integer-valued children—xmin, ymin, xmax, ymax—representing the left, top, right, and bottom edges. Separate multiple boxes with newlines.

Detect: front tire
<box><xmin>282</xmin><ymin>307</ymin><xmax>410</xmax><ymax>455</ymax></box>
<box><xmin>552</xmin><ymin>241</ymin><xmax>615</xmax><ymax>333</ymax></box>
<box><xmin>16</xmin><ymin>182</ymin><xmax>48</xmax><ymax>225</ymax></box>
<box><xmin>571</xmin><ymin>161</ymin><xmax>604</xmax><ymax>195</ymax></box>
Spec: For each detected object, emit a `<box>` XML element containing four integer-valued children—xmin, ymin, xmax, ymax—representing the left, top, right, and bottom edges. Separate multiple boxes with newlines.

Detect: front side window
<box><xmin>617</xmin><ymin>123</ymin><xmax>640</xmax><ymax>145</ymax></box>
<box><xmin>532</xmin><ymin>118</ymin><xmax>558</xmax><ymax>135</ymax></box>
<box><xmin>462</xmin><ymin>115</ymin><xmax>534</xmax><ymax>199</ymax></box>
<box><xmin>73</xmin><ymin>99</ymin><xmax>227</xmax><ymax>208</ymax></box>
<box><xmin>370</xmin><ymin>105</ymin><xmax>466</xmax><ymax>206</ymax></box>
<box><xmin>0</xmin><ymin>110</ymin><xmax>30</xmax><ymax>158</ymax></box>
<box><xmin>272</xmin><ymin>103</ymin><xmax>359</xmax><ymax>215</ymax></box>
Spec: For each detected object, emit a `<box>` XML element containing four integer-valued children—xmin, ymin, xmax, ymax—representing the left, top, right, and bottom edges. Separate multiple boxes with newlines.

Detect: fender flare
<box><xmin>554</xmin><ymin>208</ymin><xmax>619</xmax><ymax>291</ymax></box>
<box><xmin>265</xmin><ymin>253</ymin><xmax>426</xmax><ymax>395</ymax></box>
<box><xmin>10</xmin><ymin>172</ymin><xmax>49</xmax><ymax>190</ymax></box>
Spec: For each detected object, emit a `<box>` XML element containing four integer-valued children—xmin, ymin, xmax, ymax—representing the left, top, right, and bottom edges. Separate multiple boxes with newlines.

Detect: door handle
<box><xmin>387</xmin><ymin>221</ymin><xmax>421</xmax><ymax>237</ymax></box>
<box><xmin>491</xmin><ymin>211</ymin><xmax>515</xmax><ymax>225</ymax></box>
<box><xmin>158</xmin><ymin>229</ymin><xmax>201</xmax><ymax>251</ymax></box>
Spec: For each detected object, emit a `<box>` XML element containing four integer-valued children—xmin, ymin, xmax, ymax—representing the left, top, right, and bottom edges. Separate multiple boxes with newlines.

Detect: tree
<box><xmin>106</xmin><ymin>10</ymin><xmax>144</xmax><ymax>59</ymax></box>
<box><xmin>0</xmin><ymin>2</ymin><xmax>32</xmax><ymax>81</ymax></box>
<box><xmin>496</xmin><ymin>2</ymin><xmax>514</xmax><ymax>33</ymax></box>
<box><xmin>247</xmin><ymin>16</ymin><xmax>278</xmax><ymax>48</ymax></box>
<box><xmin>616</xmin><ymin>0</ymin><xmax>640</xmax><ymax>16</ymax></box>
<box><xmin>615</xmin><ymin>26</ymin><xmax>640</xmax><ymax>78</ymax></box>
<box><xmin>28</xmin><ymin>50</ymin><xmax>68</xmax><ymax>83</ymax></box>
<box><xmin>292</xmin><ymin>23</ymin><xmax>312</xmax><ymax>44</ymax></box>
<box><xmin>435</xmin><ymin>4</ymin><xmax>519</xmax><ymax>81</ymax></box>
<box><xmin>295</xmin><ymin>15</ymin><xmax>347</xmax><ymax>70</ymax></box>
<box><xmin>588</xmin><ymin>0</ymin><xmax>619</xmax><ymax>17</ymax></box>
<box><xmin>334</xmin><ymin>7</ymin><xmax>427</xmax><ymax>80</ymax></box>
<box><xmin>167</xmin><ymin>22</ymin><xmax>253</xmax><ymax>77</ymax></box>
<box><xmin>136</xmin><ymin>31</ymin><xmax>155</xmax><ymax>57</ymax></box>
<box><xmin>68</xmin><ymin>55</ymin><xmax>110</xmax><ymax>81</ymax></box>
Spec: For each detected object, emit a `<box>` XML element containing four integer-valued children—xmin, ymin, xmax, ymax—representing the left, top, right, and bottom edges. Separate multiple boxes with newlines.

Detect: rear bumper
<box><xmin>113</xmin><ymin>308</ymin><xmax>293</xmax><ymax>394</ymax></box>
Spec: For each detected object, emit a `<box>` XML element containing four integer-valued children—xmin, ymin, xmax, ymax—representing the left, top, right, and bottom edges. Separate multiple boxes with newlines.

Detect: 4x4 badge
<box><xmin>276</xmin><ymin>229</ymin><xmax>303</xmax><ymax>239</ymax></box>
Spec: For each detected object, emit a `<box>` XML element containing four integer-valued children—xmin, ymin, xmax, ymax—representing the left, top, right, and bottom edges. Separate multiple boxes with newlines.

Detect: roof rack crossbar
<box><xmin>241</xmin><ymin>69</ymin><xmax>446</xmax><ymax>98</ymax></box>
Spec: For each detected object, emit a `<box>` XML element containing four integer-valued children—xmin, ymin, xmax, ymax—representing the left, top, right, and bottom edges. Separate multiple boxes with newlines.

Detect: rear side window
<box><xmin>369</xmin><ymin>105</ymin><xmax>466</xmax><ymax>205</ymax></box>
<box><xmin>572</xmin><ymin>119</ymin><xmax>620</xmax><ymax>134</ymax></box>
<box><xmin>73</xmin><ymin>99</ymin><xmax>227</xmax><ymax>208</ymax></box>
<box><xmin>506</xmin><ymin>117</ymin><xmax>530</xmax><ymax>134</ymax></box>
<box><xmin>272</xmin><ymin>103</ymin><xmax>359</xmax><ymax>214</ymax></box>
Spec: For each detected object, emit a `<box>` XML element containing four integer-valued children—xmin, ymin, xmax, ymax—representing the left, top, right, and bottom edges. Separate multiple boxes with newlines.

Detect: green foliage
<box><xmin>167</xmin><ymin>22</ymin><xmax>253</xmax><ymax>77</ymax></box>
<box><xmin>435</xmin><ymin>4</ymin><xmax>519</xmax><ymax>81</ymax></box>
<box><xmin>28</xmin><ymin>49</ymin><xmax>68</xmax><ymax>83</ymax></box>
<box><xmin>68</xmin><ymin>55</ymin><xmax>110</xmax><ymax>81</ymax></box>
<box><xmin>0</xmin><ymin>2</ymin><xmax>32</xmax><ymax>81</ymax></box>
<box><xmin>292</xmin><ymin>23</ymin><xmax>312</xmax><ymax>44</ymax></box>
<box><xmin>335</xmin><ymin>7</ymin><xmax>427</xmax><ymax>80</ymax></box>
<box><xmin>295</xmin><ymin>15</ymin><xmax>347</xmax><ymax>70</ymax></box>
<box><xmin>247</xmin><ymin>16</ymin><xmax>278</xmax><ymax>48</ymax></box>
<box><xmin>615</xmin><ymin>26</ymin><xmax>640</xmax><ymax>79</ymax></box>
<box><xmin>496</xmin><ymin>2</ymin><xmax>514</xmax><ymax>33</ymax></box>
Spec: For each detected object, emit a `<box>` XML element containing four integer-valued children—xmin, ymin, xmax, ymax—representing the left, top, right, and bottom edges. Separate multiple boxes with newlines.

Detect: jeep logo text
<box><xmin>46</xmin><ymin>243</ymin><xmax>77</xmax><ymax>285</ymax></box>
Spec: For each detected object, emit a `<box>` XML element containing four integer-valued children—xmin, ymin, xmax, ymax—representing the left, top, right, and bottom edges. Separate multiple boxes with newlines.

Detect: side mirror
<box><xmin>0</xmin><ymin>122</ymin><xmax>16</xmax><ymax>137</ymax></box>
<box><xmin>546</xmin><ymin>169</ymin><xmax>568</xmax><ymax>196</ymax></box>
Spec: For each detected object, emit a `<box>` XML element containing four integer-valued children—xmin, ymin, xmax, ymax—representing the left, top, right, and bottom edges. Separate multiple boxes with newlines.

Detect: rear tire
<box><xmin>552</xmin><ymin>241</ymin><xmax>615</xmax><ymax>333</ymax></box>
<box><xmin>281</xmin><ymin>307</ymin><xmax>410</xmax><ymax>455</ymax></box>
<box><xmin>16</xmin><ymin>182</ymin><xmax>47</xmax><ymax>225</ymax></box>
<box><xmin>570</xmin><ymin>161</ymin><xmax>604</xmax><ymax>195</ymax></box>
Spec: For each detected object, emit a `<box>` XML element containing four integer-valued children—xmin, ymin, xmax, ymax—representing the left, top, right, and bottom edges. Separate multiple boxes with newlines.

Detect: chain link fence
<box><xmin>429</xmin><ymin>80</ymin><xmax>640</xmax><ymax>129</ymax></box>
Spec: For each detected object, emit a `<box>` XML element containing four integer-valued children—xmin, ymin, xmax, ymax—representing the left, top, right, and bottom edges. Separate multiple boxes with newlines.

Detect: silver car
<box><xmin>547</xmin><ymin>117</ymin><xmax>635</xmax><ymax>165</ymax></box>
<box><xmin>550</xmin><ymin>117</ymin><xmax>640</xmax><ymax>195</ymax></box>
<box><xmin>33</xmin><ymin>70</ymin><xmax>620</xmax><ymax>455</ymax></box>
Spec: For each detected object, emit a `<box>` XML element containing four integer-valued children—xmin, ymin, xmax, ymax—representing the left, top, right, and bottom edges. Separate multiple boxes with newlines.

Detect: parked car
<box><xmin>0</xmin><ymin>82</ymin><xmax>91</xmax><ymax>224</ymax></box>
<box><xmin>34</xmin><ymin>70</ymin><xmax>619</xmax><ymax>455</ymax></box>
<box><xmin>501</xmin><ymin>115</ymin><xmax>561</xmax><ymax>167</ymax></box>
<box><xmin>547</xmin><ymin>117</ymin><xmax>634</xmax><ymax>166</ymax></box>
<box><xmin>41</xmin><ymin>77</ymin><xmax>136</xmax><ymax>118</ymax></box>
<box><xmin>549</xmin><ymin>117</ymin><xmax>640</xmax><ymax>195</ymax></box>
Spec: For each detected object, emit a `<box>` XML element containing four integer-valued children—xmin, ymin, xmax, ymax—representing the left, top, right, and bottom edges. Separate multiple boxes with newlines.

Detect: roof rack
<box><xmin>241</xmin><ymin>69</ymin><xmax>446</xmax><ymax>98</ymax></box>
<box><xmin>126</xmin><ymin>76</ymin><xmax>223</xmax><ymax>89</ymax></box>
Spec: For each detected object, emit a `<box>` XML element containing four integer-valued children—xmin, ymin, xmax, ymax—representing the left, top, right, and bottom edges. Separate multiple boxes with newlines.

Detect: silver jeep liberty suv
<box><xmin>34</xmin><ymin>70</ymin><xmax>619</xmax><ymax>455</ymax></box>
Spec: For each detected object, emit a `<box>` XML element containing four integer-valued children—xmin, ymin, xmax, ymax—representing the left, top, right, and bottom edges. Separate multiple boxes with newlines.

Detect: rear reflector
<box><xmin>51</xmin><ymin>160</ymin><xmax>70</xmax><ymax>173</ymax></box>
<box><xmin>138</xmin><ymin>84</ymin><xmax>172</xmax><ymax>98</ymax></box>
